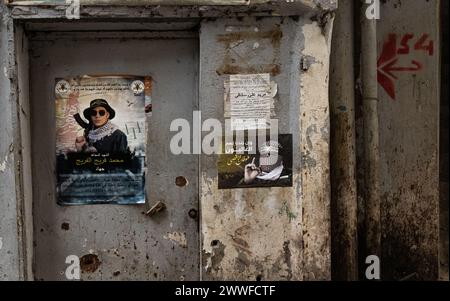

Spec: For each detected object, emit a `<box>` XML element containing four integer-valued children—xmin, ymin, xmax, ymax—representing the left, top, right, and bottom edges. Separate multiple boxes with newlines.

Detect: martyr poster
<box><xmin>218</xmin><ymin>134</ymin><xmax>293</xmax><ymax>189</ymax></box>
<box><xmin>54</xmin><ymin>75</ymin><xmax>152</xmax><ymax>205</ymax></box>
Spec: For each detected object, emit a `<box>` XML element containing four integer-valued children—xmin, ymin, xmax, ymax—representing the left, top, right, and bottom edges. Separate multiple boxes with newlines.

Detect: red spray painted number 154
<box><xmin>397</xmin><ymin>33</ymin><xmax>434</xmax><ymax>56</ymax></box>
<box><xmin>377</xmin><ymin>33</ymin><xmax>434</xmax><ymax>100</ymax></box>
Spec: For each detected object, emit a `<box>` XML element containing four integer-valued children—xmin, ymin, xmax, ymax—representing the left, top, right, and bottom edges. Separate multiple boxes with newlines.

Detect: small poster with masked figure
<box><xmin>218</xmin><ymin>134</ymin><xmax>293</xmax><ymax>189</ymax></box>
<box><xmin>55</xmin><ymin>75</ymin><xmax>152</xmax><ymax>205</ymax></box>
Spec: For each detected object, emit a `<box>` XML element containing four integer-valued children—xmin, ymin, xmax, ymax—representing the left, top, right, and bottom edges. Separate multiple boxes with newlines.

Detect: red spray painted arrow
<box><xmin>381</xmin><ymin>59</ymin><xmax>422</xmax><ymax>80</ymax></box>
<box><xmin>377</xmin><ymin>34</ymin><xmax>424</xmax><ymax>100</ymax></box>
<box><xmin>377</xmin><ymin>34</ymin><xmax>398</xmax><ymax>99</ymax></box>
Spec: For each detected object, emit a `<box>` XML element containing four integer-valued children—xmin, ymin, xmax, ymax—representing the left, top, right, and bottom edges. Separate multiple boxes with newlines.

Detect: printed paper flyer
<box><xmin>54</xmin><ymin>75</ymin><xmax>152</xmax><ymax>205</ymax></box>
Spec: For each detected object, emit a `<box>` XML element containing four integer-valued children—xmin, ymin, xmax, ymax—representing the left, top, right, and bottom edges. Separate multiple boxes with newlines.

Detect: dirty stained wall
<box><xmin>376</xmin><ymin>0</ymin><xmax>440</xmax><ymax>280</ymax></box>
<box><xmin>1</xmin><ymin>1</ymin><xmax>338</xmax><ymax>280</ymax></box>
<box><xmin>0</xmin><ymin>6</ymin><xmax>22</xmax><ymax>281</ymax></box>
<box><xmin>0</xmin><ymin>4</ymin><xmax>35</xmax><ymax>280</ymax></box>
<box><xmin>7</xmin><ymin>0</ymin><xmax>337</xmax><ymax>13</ymax></box>
<box><xmin>440</xmin><ymin>0</ymin><xmax>449</xmax><ymax>281</ymax></box>
<box><xmin>0</xmin><ymin>0</ymin><xmax>445</xmax><ymax>281</ymax></box>
<box><xmin>199</xmin><ymin>15</ymin><xmax>333</xmax><ymax>280</ymax></box>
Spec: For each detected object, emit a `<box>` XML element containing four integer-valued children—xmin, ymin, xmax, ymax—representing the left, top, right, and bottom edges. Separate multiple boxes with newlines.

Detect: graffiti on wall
<box><xmin>378</xmin><ymin>33</ymin><xmax>434</xmax><ymax>100</ymax></box>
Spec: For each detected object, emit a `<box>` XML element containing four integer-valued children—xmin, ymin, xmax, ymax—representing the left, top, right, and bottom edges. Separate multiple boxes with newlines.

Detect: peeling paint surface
<box><xmin>0</xmin><ymin>155</ymin><xmax>7</xmax><ymax>173</ymax></box>
<box><xmin>200</xmin><ymin>16</ymin><xmax>332</xmax><ymax>280</ymax></box>
<box><xmin>298</xmin><ymin>21</ymin><xmax>332</xmax><ymax>281</ymax></box>
<box><xmin>0</xmin><ymin>4</ymin><xmax>24</xmax><ymax>280</ymax></box>
<box><xmin>164</xmin><ymin>232</ymin><xmax>188</xmax><ymax>248</ymax></box>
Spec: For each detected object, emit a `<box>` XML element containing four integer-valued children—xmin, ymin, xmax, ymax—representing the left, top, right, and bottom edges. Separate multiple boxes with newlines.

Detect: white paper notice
<box><xmin>229</xmin><ymin>73</ymin><xmax>272</xmax><ymax>130</ymax></box>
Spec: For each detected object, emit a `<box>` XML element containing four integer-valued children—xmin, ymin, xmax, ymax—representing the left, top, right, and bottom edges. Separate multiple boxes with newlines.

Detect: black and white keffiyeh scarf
<box><xmin>88</xmin><ymin>121</ymin><xmax>119</xmax><ymax>143</ymax></box>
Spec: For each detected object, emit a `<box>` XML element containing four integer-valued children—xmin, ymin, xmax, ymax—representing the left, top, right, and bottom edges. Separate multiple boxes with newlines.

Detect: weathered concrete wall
<box><xmin>7</xmin><ymin>0</ymin><xmax>337</xmax><ymax>19</ymax></box>
<box><xmin>199</xmin><ymin>14</ymin><xmax>333</xmax><ymax>280</ymax></box>
<box><xmin>4</xmin><ymin>0</ymin><xmax>443</xmax><ymax>282</ymax></box>
<box><xmin>0</xmin><ymin>3</ymin><xmax>32</xmax><ymax>280</ymax></box>
<box><xmin>377</xmin><ymin>0</ymin><xmax>440</xmax><ymax>280</ymax></box>
<box><xmin>15</xmin><ymin>22</ymin><xmax>34</xmax><ymax>281</ymax></box>
<box><xmin>2</xmin><ymin>1</ymin><xmax>337</xmax><ymax>280</ymax></box>
<box><xmin>0</xmin><ymin>4</ymin><xmax>20</xmax><ymax>281</ymax></box>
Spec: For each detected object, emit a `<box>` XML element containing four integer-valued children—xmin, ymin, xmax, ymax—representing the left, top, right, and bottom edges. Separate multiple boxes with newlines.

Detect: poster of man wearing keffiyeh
<box><xmin>218</xmin><ymin>134</ymin><xmax>293</xmax><ymax>189</ymax></box>
<box><xmin>54</xmin><ymin>75</ymin><xmax>152</xmax><ymax>205</ymax></box>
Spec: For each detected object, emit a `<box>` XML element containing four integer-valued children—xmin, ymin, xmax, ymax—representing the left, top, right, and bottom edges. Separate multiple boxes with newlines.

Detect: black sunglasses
<box><xmin>91</xmin><ymin>109</ymin><xmax>106</xmax><ymax>117</ymax></box>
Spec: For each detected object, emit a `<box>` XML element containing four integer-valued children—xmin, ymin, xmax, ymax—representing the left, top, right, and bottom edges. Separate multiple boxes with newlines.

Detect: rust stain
<box><xmin>175</xmin><ymin>176</ymin><xmax>188</xmax><ymax>187</ymax></box>
<box><xmin>230</xmin><ymin>235</ymin><xmax>252</xmax><ymax>255</ymax></box>
<box><xmin>230</xmin><ymin>225</ymin><xmax>252</xmax><ymax>255</ymax></box>
<box><xmin>61</xmin><ymin>222</ymin><xmax>69</xmax><ymax>231</ymax></box>
<box><xmin>145</xmin><ymin>201</ymin><xmax>166</xmax><ymax>217</ymax></box>
<box><xmin>188</xmin><ymin>208</ymin><xmax>198</xmax><ymax>219</ymax></box>
<box><xmin>80</xmin><ymin>254</ymin><xmax>101</xmax><ymax>273</ymax></box>
<box><xmin>234</xmin><ymin>224</ymin><xmax>250</xmax><ymax>236</ymax></box>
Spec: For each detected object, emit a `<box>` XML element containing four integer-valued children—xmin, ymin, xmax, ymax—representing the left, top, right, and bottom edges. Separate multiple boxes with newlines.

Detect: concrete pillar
<box><xmin>199</xmin><ymin>12</ymin><xmax>335</xmax><ymax>280</ymax></box>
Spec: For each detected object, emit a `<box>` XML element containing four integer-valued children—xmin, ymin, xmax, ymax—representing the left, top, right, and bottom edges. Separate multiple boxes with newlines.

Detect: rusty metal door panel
<box><xmin>30</xmin><ymin>35</ymin><xmax>199</xmax><ymax>280</ymax></box>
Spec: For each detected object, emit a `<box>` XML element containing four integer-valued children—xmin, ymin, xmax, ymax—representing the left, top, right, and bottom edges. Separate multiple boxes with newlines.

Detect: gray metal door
<box><xmin>30</xmin><ymin>33</ymin><xmax>199</xmax><ymax>280</ymax></box>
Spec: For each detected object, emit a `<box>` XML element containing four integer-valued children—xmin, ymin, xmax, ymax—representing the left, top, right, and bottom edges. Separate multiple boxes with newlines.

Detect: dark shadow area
<box><xmin>439</xmin><ymin>0</ymin><xmax>449</xmax><ymax>282</ymax></box>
